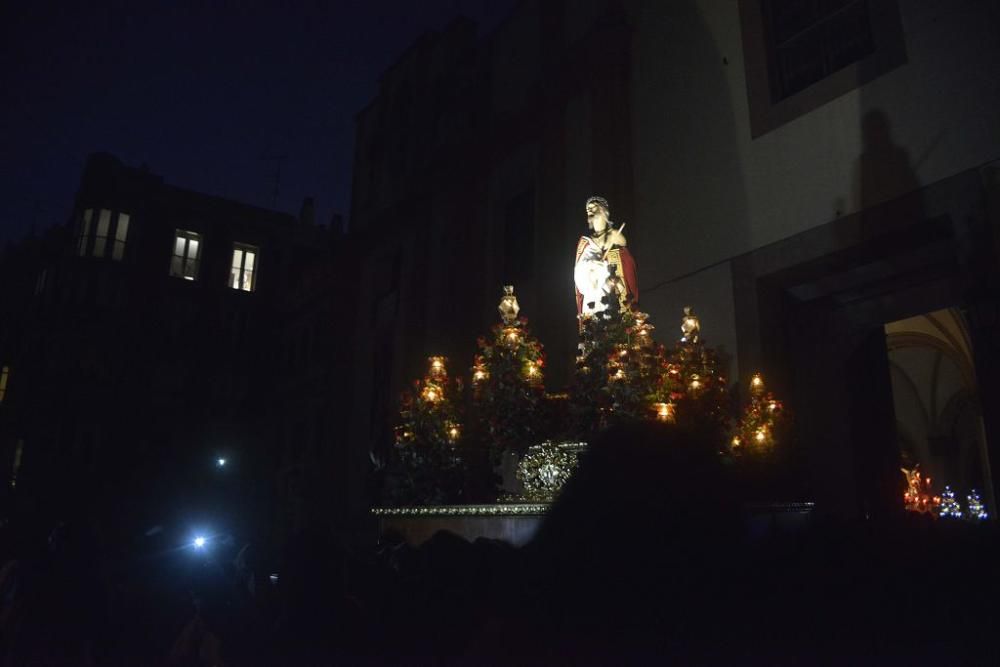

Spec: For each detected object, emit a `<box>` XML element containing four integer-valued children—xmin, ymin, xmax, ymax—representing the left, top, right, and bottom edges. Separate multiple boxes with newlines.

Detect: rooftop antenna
<box><xmin>260</xmin><ymin>152</ymin><xmax>288</xmax><ymax>209</ymax></box>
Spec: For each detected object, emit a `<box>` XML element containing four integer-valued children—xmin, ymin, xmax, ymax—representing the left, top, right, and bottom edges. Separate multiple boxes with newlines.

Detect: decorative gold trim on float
<box><xmin>370</xmin><ymin>501</ymin><xmax>815</xmax><ymax>517</ymax></box>
<box><xmin>745</xmin><ymin>502</ymin><xmax>816</xmax><ymax>513</ymax></box>
<box><xmin>371</xmin><ymin>503</ymin><xmax>551</xmax><ymax>517</ymax></box>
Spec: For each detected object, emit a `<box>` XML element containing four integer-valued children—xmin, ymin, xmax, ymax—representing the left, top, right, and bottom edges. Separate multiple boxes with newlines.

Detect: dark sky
<box><xmin>1</xmin><ymin>1</ymin><xmax>515</xmax><ymax>243</ymax></box>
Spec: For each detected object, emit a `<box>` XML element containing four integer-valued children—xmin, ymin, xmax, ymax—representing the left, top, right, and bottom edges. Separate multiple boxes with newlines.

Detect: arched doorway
<box><xmin>885</xmin><ymin>308</ymin><xmax>994</xmax><ymax>515</ymax></box>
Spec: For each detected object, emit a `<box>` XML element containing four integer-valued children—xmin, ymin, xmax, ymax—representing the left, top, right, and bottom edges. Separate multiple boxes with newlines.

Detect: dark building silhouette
<box><xmin>0</xmin><ymin>153</ymin><xmax>354</xmax><ymax>552</ymax></box>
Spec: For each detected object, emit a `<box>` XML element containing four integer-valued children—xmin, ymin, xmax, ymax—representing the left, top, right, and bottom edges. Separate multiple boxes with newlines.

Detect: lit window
<box><xmin>230</xmin><ymin>244</ymin><xmax>258</xmax><ymax>292</ymax></box>
<box><xmin>77</xmin><ymin>209</ymin><xmax>93</xmax><ymax>256</ymax></box>
<box><xmin>0</xmin><ymin>366</ymin><xmax>9</xmax><ymax>403</ymax></box>
<box><xmin>78</xmin><ymin>208</ymin><xmax>130</xmax><ymax>261</ymax></box>
<box><xmin>113</xmin><ymin>213</ymin><xmax>130</xmax><ymax>261</ymax></box>
<box><xmin>93</xmin><ymin>209</ymin><xmax>111</xmax><ymax>258</ymax></box>
<box><xmin>170</xmin><ymin>230</ymin><xmax>202</xmax><ymax>281</ymax></box>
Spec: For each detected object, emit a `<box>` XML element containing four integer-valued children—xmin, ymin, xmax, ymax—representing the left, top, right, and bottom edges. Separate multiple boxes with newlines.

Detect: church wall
<box><xmin>642</xmin><ymin>262</ymin><xmax>740</xmax><ymax>383</ymax></box>
<box><xmin>626</xmin><ymin>0</ymin><xmax>1000</xmax><ymax>282</ymax></box>
<box><xmin>490</xmin><ymin>2</ymin><xmax>541</xmax><ymax>118</ymax></box>
<box><xmin>486</xmin><ymin>141</ymin><xmax>541</xmax><ymax>331</ymax></box>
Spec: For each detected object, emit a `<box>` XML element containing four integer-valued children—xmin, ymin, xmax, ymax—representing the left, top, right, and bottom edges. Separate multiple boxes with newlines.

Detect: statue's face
<box><xmin>586</xmin><ymin>202</ymin><xmax>608</xmax><ymax>234</ymax></box>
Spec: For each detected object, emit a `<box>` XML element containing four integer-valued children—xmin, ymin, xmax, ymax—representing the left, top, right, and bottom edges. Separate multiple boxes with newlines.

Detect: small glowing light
<box><xmin>750</xmin><ymin>373</ymin><xmax>765</xmax><ymax>395</ymax></box>
<box><xmin>422</xmin><ymin>383</ymin><xmax>441</xmax><ymax>403</ymax></box>
<box><xmin>526</xmin><ymin>362</ymin><xmax>539</xmax><ymax>377</ymax></box>
<box><xmin>653</xmin><ymin>402</ymin><xmax>675</xmax><ymax>423</ymax></box>
<box><xmin>688</xmin><ymin>374</ymin><xmax>702</xmax><ymax>393</ymax></box>
<box><xmin>731</xmin><ymin>436</ymin><xmax>742</xmax><ymax>448</ymax></box>
<box><xmin>193</xmin><ymin>536</ymin><xmax>207</xmax><ymax>549</ymax></box>
<box><xmin>448</xmin><ymin>426</ymin><xmax>460</xmax><ymax>440</ymax></box>
<box><xmin>428</xmin><ymin>356</ymin><xmax>446</xmax><ymax>377</ymax></box>
<box><xmin>767</xmin><ymin>400</ymin><xmax>779</xmax><ymax>412</ymax></box>
<box><xmin>472</xmin><ymin>356</ymin><xmax>489</xmax><ymax>383</ymax></box>
<box><xmin>612</xmin><ymin>368</ymin><xmax>625</xmax><ymax>381</ymax></box>
<box><xmin>217</xmin><ymin>458</ymin><xmax>226</xmax><ymax>467</ymax></box>
<box><xmin>269</xmin><ymin>573</ymin><xmax>279</xmax><ymax>584</ymax></box>
<box><xmin>503</xmin><ymin>326</ymin><xmax>521</xmax><ymax>344</ymax></box>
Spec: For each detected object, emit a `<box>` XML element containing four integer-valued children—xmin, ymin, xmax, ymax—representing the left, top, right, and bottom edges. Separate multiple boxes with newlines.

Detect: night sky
<box><xmin>1</xmin><ymin>1</ymin><xmax>515</xmax><ymax>243</ymax></box>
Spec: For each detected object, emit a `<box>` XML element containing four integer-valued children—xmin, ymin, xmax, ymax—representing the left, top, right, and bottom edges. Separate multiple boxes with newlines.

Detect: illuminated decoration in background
<box><xmin>498</xmin><ymin>285</ymin><xmax>520</xmax><ymax>325</ymax></box>
<box><xmin>731</xmin><ymin>373</ymin><xmax>787</xmax><ymax>455</ymax></box>
<box><xmin>193</xmin><ymin>536</ymin><xmax>207</xmax><ymax>549</ymax></box>
<box><xmin>470</xmin><ymin>286</ymin><xmax>546</xmax><ymax>475</ymax></box>
<box><xmin>938</xmin><ymin>486</ymin><xmax>963</xmax><ymax>519</ymax></box>
<box><xmin>966</xmin><ymin>490</ymin><xmax>988</xmax><ymax>520</ymax></box>
<box><xmin>901</xmin><ymin>466</ymin><xmax>940</xmax><ymax>514</ymax></box>
<box><xmin>385</xmin><ymin>356</ymin><xmax>465</xmax><ymax>505</ymax></box>
<box><xmin>515</xmin><ymin>442</ymin><xmax>585</xmax><ymax>502</ymax></box>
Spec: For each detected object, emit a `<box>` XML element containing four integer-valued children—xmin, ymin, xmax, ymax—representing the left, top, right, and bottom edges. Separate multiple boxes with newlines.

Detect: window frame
<box><xmin>170</xmin><ymin>229</ymin><xmax>203</xmax><ymax>281</ymax></box>
<box><xmin>739</xmin><ymin>0</ymin><xmax>907</xmax><ymax>138</ymax></box>
<box><xmin>230</xmin><ymin>243</ymin><xmax>259</xmax><ymax>293</ymax></box>
<box><xmin>77</xmin><ymin>208</ymin><xmax>131</xmax><ymax>261</ymax></box>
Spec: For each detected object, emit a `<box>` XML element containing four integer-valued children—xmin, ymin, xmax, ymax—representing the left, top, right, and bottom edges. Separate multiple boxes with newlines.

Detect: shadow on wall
<box><xmin>852</xmin><ymin>109</ymin><xmax>922</xmax><ymax>215</ymax></box>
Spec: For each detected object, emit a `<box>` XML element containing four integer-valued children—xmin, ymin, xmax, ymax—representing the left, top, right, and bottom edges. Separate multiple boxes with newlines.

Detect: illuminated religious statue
<box><xmin>574</xmin><ymin>196</ymin><xmax>638</xmax><ymax>316</ymax></box>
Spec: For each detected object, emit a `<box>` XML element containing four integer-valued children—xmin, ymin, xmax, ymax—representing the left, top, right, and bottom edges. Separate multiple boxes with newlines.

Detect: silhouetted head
<box><xmin>531</xmin><ymin>422</ymin><xmax>742</xmax><ymax>557</ymax></box>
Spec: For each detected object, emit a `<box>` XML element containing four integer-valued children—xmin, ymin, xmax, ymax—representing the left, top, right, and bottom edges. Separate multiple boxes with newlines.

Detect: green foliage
<box><xmin>383</xmin><ymin>297</ymin><xmax>789</xmax><ymax>506</ymax></box>
<box><xmin>666</xmin><ymin>339</ymin><xmax>731</xmax><ymax>445</ymax></box>
<box><xmin>470</xmin><ymin>318</ymin><xmax>546</xmax><ymax>467</ymax></box>
<box><xmin>571</xmin><ymin>296</ymin><xmax>731</xmax><ymax>444</ymax></box>
<box><xmin>384</xmin><ymin>361</ymin><xmax>465</xmax><ymax>505</ymax></box>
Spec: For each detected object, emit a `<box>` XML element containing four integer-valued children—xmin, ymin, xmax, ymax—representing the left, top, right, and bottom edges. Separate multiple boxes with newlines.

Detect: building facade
<box><xmin>0</xmin><ymin>153</ymin><xmax>353</xmax><ymax>552</ymax></box>
<box><xmin>348</xmin><ymin>0</ymin><xmax>1000</xmax><ymax>518</ymax></box>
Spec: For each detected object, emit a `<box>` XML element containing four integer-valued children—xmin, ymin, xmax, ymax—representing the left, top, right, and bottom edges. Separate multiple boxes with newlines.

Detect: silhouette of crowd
<box><xmin>2</xmin><ymin>423</ymin><xmax>998</xmax><ymax>664</ymax></box>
